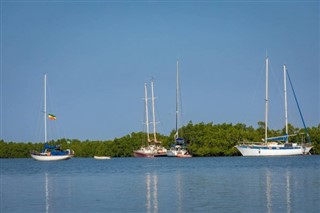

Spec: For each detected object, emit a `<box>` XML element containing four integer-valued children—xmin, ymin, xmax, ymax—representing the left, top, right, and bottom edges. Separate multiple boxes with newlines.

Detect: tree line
<box><xmin>1</xmin><ymin>122</ymin><xmax>319</xmax><ymax>158</ymax></box>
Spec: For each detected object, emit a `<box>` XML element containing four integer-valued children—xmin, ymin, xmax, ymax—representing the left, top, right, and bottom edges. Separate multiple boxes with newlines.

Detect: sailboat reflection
<box><xmin>265</xmin><ymin>169</ymin><xmax>292</xmax><ymax>213</ymax></box>
<box><xmin>175</xmin><ymin>172</ymin><xmax>183</xmax><ymax>213</ymax></box>
<box><xmin>286</xmin><ymin>170</ymin><xmax>291</xmax><ymax>213</ymax></box>
<box><xmin>45</xmin><ymin>172</ymin><xmax>50</xmax><ymax>213</ymax></box>
<box><xmin>146</xmin><ymin>173</ymin><xmax>158</xmax><ymax>213</ymax></box>
<box><xmin>266</xmin><ymin>170</ymin><xmax>272</xmax><ymax>213</ymax></box>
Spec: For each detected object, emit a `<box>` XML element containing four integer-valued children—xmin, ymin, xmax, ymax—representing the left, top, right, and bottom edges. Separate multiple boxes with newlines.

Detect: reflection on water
<box><xmin>146</xmin><ymin>173</ymin><xmax>158</xmax><ymax>213</ymax></box>
<box><xmin>176</xmin><ymin>172</ymin><xmax>182</xmax><ymax>213</ymax></box>
<box><xmin>153</xmin><ymin>175</ymin><xmax>158</xmax><ymax>212</ymax></box>
<box><xmin>265</xmin><ymin>169</ymin><xmax>293</xmax><ymax>213</ymax></box>
<box><xmin>145</xmin><ymin>171</ymin><xmax>185</xmax><ymax>213</ymax></box>
<box><xmin>45</xmin><ymin>172</ymin><xmax>49</xmax><ymax>213</ymax></box>
<box><xmin>266</xmin><ymin>169</ymin><xmax>272</xmax><ymax>213</ymax></box>
<box><xmin>286</xmin><ymin>170</ymin><xmax>291</xmax><ymax>213</ymax></box>
<box><xmin>1</xmin><ymin>157</ymin><xmax>319</xmax><ymax>213</ymax></box>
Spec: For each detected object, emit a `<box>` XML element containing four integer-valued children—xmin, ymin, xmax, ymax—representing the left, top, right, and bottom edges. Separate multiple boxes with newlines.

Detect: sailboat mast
<box><xmin>175</xmin><ymin>60</ymin><xmax>179</xmax><ymax>139</ymax></box>
<box><xmin>151</xmin><ymin>80</ymin><xmax>157</xmax><ymax>142</ymax></box>
<box><xmin>283</xmin><ymin>64</ymin><xmax>289</xmax><ymax>142</ymax></box>
<box><xmin>265</xmin><ymin>57</ymin><xmax>269</xmax><ymax>143</ymax></box>
<box><xmin>44</xmin><ymin>74</ymin><xmax>47</xmax><ymax>144</ymax></box>
<box><xmin>144</xmin><ymin>83</ymin><xmax>151</xmax><ymax>142</ymax></box>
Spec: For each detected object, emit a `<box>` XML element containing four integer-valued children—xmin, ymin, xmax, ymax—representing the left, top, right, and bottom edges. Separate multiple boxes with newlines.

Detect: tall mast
<box><xmin>175</xmin><ymin>60</ymin><xmax>179</xmax><ymax>139</ymax></box>
<box><xmin>283</xmin><ymin>64</ymin><xmax>288</xmax><ymax>142</ymax></box>
<box><xmin>151</xmin><ymin>79</ymin><xmax>158</xmax><ymax>142</ymax></box>
<box><xmin>265</xmin><ymin>56</ymin><xmax>269</xmax><ymax>143</ymax></box>
<box><xmin>44</xmin><ymin>74</ymin><xmax>47</xmax><ymax>144</ymax></box>
<box><xmin>144</xmin><ymin>83</ymin><xmax>151</xmax><ymax>142</ymax></box>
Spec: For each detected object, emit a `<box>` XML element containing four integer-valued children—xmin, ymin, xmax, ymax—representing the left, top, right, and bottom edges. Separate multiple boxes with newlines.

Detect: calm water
<box><xmin>1</xmin><ymin>156</ymin><xmax>319</xmax><ymax>213</ymax></box>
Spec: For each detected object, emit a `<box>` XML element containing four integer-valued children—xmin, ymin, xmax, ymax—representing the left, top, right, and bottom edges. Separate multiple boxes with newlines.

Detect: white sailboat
<box><xmin>133</xmin><ymin>80</ymin><xmax>167</xmax><ymax>157</ymax></box>
<box><xmin>167</xmin><ymin>60</ymin><xmax>192</xmax><ymax>157</ymax></box>
<box><xmin>30</xmin><ymin>74</ymin><xmax>74</xmax><ymax>161</ymax></box>
<box><xmin>236</xmin><ymin>57</ymin><xmax>312</xmax><ymax>156</ymax></box>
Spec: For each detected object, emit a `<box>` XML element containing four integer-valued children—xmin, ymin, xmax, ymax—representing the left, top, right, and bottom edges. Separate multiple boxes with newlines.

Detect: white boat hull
<box><xmin>94</xmin><ymin>156</ymin><xmax>111</xmax><ymax>160</ymax></box>
<box><xmin>177</xmin><ymin>153</ymin><xmax>192</xmax><ymax>158</ymax></box>
<box><xmin>31</xmin><ymin>153</ymin><xmax>71</xmax><ymax>161</ymax></box>
<box><xmin>236</xmin><ymin>145</ymin><xmax>312</xmax><ymax>156</ymax></box>
<box><xmin>133</xmin><ymin>145</ymin><xmax>167</xmax><ymax>158</ymax></box>
<box><xmin>167</xmin><ymin>151</ymin><xmax>191</xmax><ymax>157</ymax></box>
<box><xmin>133</xmin><ymin>151</ymin><xmax>154</xmax><ymax>158</ymax></box>
<box><xmin>167</xmin><ymin>150</ymin><xmax>177</xmax><ymax>157</ymax></box>
<box><xmin>167</xmin><ymin>146</ymin><xmax>190</xmax><ymax>157</ymax></box>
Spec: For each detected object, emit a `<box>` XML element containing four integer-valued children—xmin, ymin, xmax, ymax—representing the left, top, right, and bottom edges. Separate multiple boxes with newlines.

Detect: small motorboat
<box><xmin>94</xmin><ymin>156</ymin><xmax>111</xmax><ymax>160</ymax></box>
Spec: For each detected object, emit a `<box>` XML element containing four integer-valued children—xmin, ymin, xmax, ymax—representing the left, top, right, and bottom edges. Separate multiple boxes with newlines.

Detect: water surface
<box><xmin>1</xmin><ymin>156</ymin><xmax>319</xmax><ymax>212</ymax></box>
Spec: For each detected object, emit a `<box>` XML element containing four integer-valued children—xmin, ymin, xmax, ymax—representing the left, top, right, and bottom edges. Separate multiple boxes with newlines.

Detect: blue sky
<box><xmin>1</xmin><ymin>1</ymin><xmax>319</xmax><ymax>142</ymax></box>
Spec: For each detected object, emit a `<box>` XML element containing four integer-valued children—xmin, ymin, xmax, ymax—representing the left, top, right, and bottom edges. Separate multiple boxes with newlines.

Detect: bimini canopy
<box><xmin>175</xmin><ymin>138</ymin><xmax>185</xmax><ymax>144</ymax></box>
<box><xmin>44</xmin><ymin>144</ymin><xmax>60</xmax><ymax>149</ymax></box>
<box><xmin>267</xmin><ymin>135</ymin><xmax>288</xmax><ymax>142</ymax></box>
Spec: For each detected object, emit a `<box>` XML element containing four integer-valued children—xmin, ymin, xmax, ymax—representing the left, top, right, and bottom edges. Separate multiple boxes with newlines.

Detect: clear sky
<box><xmin>1</xmin><ymin>0</ymin><xmax>319</xmax><ymax>142</ymax></box>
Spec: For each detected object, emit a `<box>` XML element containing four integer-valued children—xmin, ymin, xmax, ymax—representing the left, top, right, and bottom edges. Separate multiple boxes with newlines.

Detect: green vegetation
<box><xmin>1</xmin><ymin>122</ymin><xmax>319</xmax><ymax>158</ymax></box>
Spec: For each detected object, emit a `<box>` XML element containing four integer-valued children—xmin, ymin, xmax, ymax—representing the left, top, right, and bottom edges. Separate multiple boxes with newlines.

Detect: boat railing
<box><xmin>238</xmin><ymin>141</ymin><xmax>264</xmax><ymax>145</ymax></box>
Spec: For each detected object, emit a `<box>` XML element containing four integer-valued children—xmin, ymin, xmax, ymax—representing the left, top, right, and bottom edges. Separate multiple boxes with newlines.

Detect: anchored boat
<box><xmin>31</xmin><ymin>144</ymin><xmax>73</xmax><ymax>161</ymax></box>
<box><xmin>30</xmin><ymin>74</ymin><xmax>74</xmax><ymax>161</ymax></box>
<box><xmin>235</xmin><ymin>57</ymin><xmax>312</xmax><ymax>156</ymax></box>
<box><xmin>94</xmin><ymin>156</ymin><xmax>111</xmax><ymax>160</ymax></box>
<box><xmin>133</xmin><ymin>80</ymin><xmax>167</xmax><ymax>157</ymax></box>
<box><xmin>167</xmin><ymin>60</ymin><xmax>192</xmax><ymax>157</ymax></box>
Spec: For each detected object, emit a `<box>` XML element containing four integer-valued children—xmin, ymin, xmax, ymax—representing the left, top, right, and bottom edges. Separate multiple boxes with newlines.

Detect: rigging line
<box><xmin>177</xmin><ymin>62</ymin><xmax>184</xmax><ymax>137</ymax></box>
<box><xmin>46</xmin><ymin>77</ymin><xmax>66</xmax><ymax>141</ymax></box>
<box><xmin>38</xmin><ymin>74</ymin><xmax>48</xmax><ymax>143</ymax></box>
<box><xmin>154</xmin><ymin>98</ymin><xmax>164</xmax><ymax>137</ymax></box>
<box><xmin>243</xmin><ymin>61</ymin><xmax>265</xmax><ymax>127</ymax></box>
<box><xmin>269</xmin><ymin>62</ymin><xmax>286</xmax><ymax>129</ymax></box>
<box><xmin>36</xmin><ymin>94</ymin><xmax>44</xmax><ymax>143</ymax></box>
<box><xmin>286</xmin><ymin>69</ymin><xmax>311</xmax><ymax>143</ymax></box>
<box><xmin>142</xmin><ymin>82</ymin><xmax>149</xmax><ymax>144</ymax></box>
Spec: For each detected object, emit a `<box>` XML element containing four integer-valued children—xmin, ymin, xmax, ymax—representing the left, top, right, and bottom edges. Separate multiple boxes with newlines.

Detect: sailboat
<box><xmin>30</xmin><ymin>74</ymin><xmax>74</xmax><ymax>161</ymax></box>
<box><xmin>133</xmin><ymin>80</ymin><xmax>167</xmax><ymax>157</ymax></box>
<box><xmin>167</xmin><ymin>60</ymin><xmax>192</xmax><ymax>158</ymax></box>
<box><xmin>235</xmin><ymin>57</ymin><xmax>312</xmax><ymax>156</ymax></box>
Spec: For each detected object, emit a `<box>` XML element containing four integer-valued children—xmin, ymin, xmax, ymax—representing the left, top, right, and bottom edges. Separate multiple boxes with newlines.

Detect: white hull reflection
<box><xmin>146</xmin><ymin>173</ymin><xmax>158</xmax><ymax>213</ymax></box>
<box><xmin>265</xmin><ymin>169</ymin><xmax>293</xmax><ymax>213</ymax></box>
<box><xmin>286</xmin><ymin>170</ymin><xmax>291</xmax><ymax>213</ymax></box>
<box><xmin>45</xmin><ymin>173</ymin><xmax>50</xmax><ymax>213</ymax></box>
